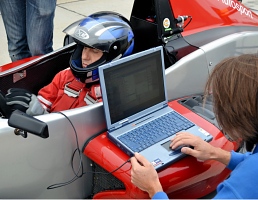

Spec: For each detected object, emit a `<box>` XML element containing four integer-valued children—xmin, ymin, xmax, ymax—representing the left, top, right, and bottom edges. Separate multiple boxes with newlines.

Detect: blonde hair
<box><xmin>204</xmin><ymin>54</ymin><xmax>258</xmax><ymax>144</ymax></box>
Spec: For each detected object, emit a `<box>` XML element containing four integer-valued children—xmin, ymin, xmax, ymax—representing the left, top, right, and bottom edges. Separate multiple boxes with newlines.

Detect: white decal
<box><xmin>151</xmin><ymin>158</ymin><xmax>163</xmax><ymax>167</ymax></box>
<box><xmin>198</xmin><ymin>128</ymin><xmax>210</xmax><ymax>136</ymax></box>
<box><xmin>217</xmin><ymin>0</ymin><xmax>253</xmax><ymax>19</ymax></box>
<box><xmin>163</xmin><ymin>18</ymin><xmax>170</xmax><ymax>29</ymax></box>
<box><xmin>75</xmin><ymin>29</ymin><xmax>89</xmax><ymax>39</ymax></box>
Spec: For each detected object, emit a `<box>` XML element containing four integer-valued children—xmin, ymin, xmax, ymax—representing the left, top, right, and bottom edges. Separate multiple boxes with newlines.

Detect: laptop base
<box><xmin>83</xmin><ymin>96</ymin><xmax>236</xmax><ymax>199</ymax></box>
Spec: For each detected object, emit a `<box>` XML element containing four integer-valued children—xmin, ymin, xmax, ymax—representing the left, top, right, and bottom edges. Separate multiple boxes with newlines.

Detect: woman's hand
<box><xmin>170</xmin><ymin>132</ymin><xmax>231</xmax><ymax>165</ymax></box>
<box><xmin>131</xmin><ymin>152</ymin><xmax>163</xmax><ymax>198</ymax></box>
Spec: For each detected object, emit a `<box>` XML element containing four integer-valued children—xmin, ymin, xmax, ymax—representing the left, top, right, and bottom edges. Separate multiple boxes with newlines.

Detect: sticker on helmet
<box><xmin>163</xmin><ymin>18</ymin><xmax>170</xmax><ymax>29</ymax></box>
<box><xmin>75</xmin><ymin>29</ymin><xmax>89</xmax><ymax>39</ymax></box>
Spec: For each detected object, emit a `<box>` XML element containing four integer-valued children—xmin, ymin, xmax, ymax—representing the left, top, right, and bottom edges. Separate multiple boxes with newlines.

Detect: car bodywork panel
<box><xmin>0</xmin><ymin>0</ymin><xmax>258</xmax><ymax>198</ymax></box>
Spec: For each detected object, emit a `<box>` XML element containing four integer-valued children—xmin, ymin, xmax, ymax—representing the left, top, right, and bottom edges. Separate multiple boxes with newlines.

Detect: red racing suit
<box><xmin>37</xmin><ymin>68</ymin><xmax>102</xmax><ymax>113</ymax></box>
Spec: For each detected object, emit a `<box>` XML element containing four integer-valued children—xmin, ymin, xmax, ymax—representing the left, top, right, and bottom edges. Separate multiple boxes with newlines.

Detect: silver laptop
<box><xmin>98</xmin><ymin>46</ymin><xmax>213</xmax><ymax>171</ymax></box>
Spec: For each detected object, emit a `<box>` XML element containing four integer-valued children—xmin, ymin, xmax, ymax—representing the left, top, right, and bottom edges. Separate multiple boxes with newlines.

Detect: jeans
<box><xmin>0</xmin><ymin>0</ymin><xmax>56</xmax><ymax>61</ymax></box>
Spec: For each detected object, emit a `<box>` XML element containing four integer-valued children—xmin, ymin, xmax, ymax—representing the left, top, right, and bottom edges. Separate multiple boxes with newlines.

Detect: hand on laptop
<box><xmin>130</xmin><ymin>133</ymin><xmax>231</xmax><ymax>198</ymax></box>
<box><xmin>170</xmin><ymin>132</ymin><xmax>231</xmax><ymax>165</ymax></box>
<box><xmin>131</xmin><ymin>152</ymin><xmax>163</xmax><ymax>198</ymax></box>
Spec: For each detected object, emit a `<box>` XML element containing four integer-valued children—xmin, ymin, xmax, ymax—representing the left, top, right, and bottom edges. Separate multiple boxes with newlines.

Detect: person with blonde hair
<box><xmin>131</xmin><ymin>53</ymin><xmax>258</xmax><ymax>199</ymax></box>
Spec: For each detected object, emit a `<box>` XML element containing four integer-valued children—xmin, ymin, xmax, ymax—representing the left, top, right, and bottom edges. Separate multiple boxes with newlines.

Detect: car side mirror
<box><xmin>8</xmin><ymin>110</ymin><xmax>49</xmax><ymax>139</ymax></box>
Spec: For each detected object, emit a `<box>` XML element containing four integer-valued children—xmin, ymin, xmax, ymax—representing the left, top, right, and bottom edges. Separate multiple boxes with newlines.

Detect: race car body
<box><xmin>0</xmin><ymin>0</ymin><xmax>258</xmax><ymax>198</ymax></box>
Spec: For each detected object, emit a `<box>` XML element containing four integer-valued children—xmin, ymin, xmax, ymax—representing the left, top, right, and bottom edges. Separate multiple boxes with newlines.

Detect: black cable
<box><xmin>47</xmin><ymin>111</ymin><xmax>131</xmax><ymax>189</ymax></box>
<box><xmin>71</xmin><ymin>148</ymin><xmax>84</xmax><ymax>178</ymax></box>
<box><xmin>83</xmin><ymin>158</ymin><xmax>131</xmax><ymax>175</ymax></box>
<box><xmin>47</xmin><ymin>111</ymin><xmax>83</xmax><ymax>189</ymax></box>
<box><xmin>183</xmin><ymin>16</ymin><xmax>192</xmax><ymax>29</ymax></box>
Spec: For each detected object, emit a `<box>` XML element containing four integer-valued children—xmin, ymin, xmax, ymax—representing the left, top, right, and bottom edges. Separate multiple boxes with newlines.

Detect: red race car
<box><xmin>0</xmin><ymin>0</ymin><xmax>257</xmax><ymax>198</ymax></box>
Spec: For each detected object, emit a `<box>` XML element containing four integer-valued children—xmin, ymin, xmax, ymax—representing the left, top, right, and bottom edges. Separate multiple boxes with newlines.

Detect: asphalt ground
<box><xmin>0</xmin><ymin>0</ymin><xmax>257</xmax><ymax>66</ymax></box>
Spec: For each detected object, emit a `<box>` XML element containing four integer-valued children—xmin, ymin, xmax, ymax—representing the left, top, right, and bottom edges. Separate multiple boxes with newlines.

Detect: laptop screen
<box><xmin>102</xmin><ymin>49</ymin><xmax>166</xmax><ymax>125</ymax></box>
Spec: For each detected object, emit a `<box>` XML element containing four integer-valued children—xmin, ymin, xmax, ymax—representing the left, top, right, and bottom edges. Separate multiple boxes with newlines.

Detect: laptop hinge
<box><xmin>109</xmin><ymin>125</ymin><xmax>126</xmax><ymax>132</ymax></box>
<box><xmin>109</xmin><ymin>127</ymin><xmax>115</xmax><ymax>132</ymax></box>
<box><xmin>118</xmin><ymin>118</ymin><xmax>129</xmax><ymax>127</ymax></box>
<box><xmin>110</xmin><ymin>119</ymin><xmax>129</xmax><ymax>131</ymax></box>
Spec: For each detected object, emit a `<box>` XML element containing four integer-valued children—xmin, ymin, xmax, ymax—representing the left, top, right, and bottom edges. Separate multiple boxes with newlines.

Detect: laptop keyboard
<box><xmin>118</xmin><ymin>111</ymin><xmax>194</xmax><ymax>152</ymax></box>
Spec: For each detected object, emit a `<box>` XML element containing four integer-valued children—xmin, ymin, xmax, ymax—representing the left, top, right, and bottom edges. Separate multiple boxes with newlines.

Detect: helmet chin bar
<box><xmin>70</xmin><ymin>50</ymin><xmax>107</xmax><ymax>83</ymax></box>
<box><xmin>85</xmin><ymin>71</ymin><xmax>100</xmax><ymax>84</ymax></box>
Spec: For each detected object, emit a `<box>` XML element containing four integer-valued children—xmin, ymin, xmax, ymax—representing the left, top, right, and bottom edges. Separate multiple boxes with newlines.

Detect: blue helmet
<box><xmin>63</xmin><ymin>11</ymin><xmax>134</xmax><ymax>83</ymax></box>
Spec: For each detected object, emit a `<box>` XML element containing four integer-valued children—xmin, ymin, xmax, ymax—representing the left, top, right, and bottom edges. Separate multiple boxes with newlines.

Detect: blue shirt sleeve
<box><xmin>214</xmin><ymin>181</ymin><xmax>240</xmax><ymax>199</ymax></box>
<box><xmin>227</xmin><ymin>150</ymin><xmax>251</xmax><ymax>170</ymax></box>
<box><xmin>152</xmin><ymin>191</ymin><xmax>169</xmax><ymax>199</ymax></box>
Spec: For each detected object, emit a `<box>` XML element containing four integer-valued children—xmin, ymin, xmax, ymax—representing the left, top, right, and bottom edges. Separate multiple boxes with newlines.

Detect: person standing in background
<box><xmin>0</xmin><ymin>0</ymin><xmax>56</xmax><ymax>62</ymax></box>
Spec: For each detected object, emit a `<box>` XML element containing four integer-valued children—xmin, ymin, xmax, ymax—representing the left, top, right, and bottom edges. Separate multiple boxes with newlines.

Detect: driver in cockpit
<box><xmin>0</xmin><ymin>11</ymin><xmax>134</xmax><ymax>118</ymax></box>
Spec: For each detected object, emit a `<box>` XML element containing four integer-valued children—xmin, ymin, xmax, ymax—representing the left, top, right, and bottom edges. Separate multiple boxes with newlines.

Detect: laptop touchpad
<box><xmin>161</xmin><ymin>140</ymin><xmax>172</xmax><ymax>152</ymax></box>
